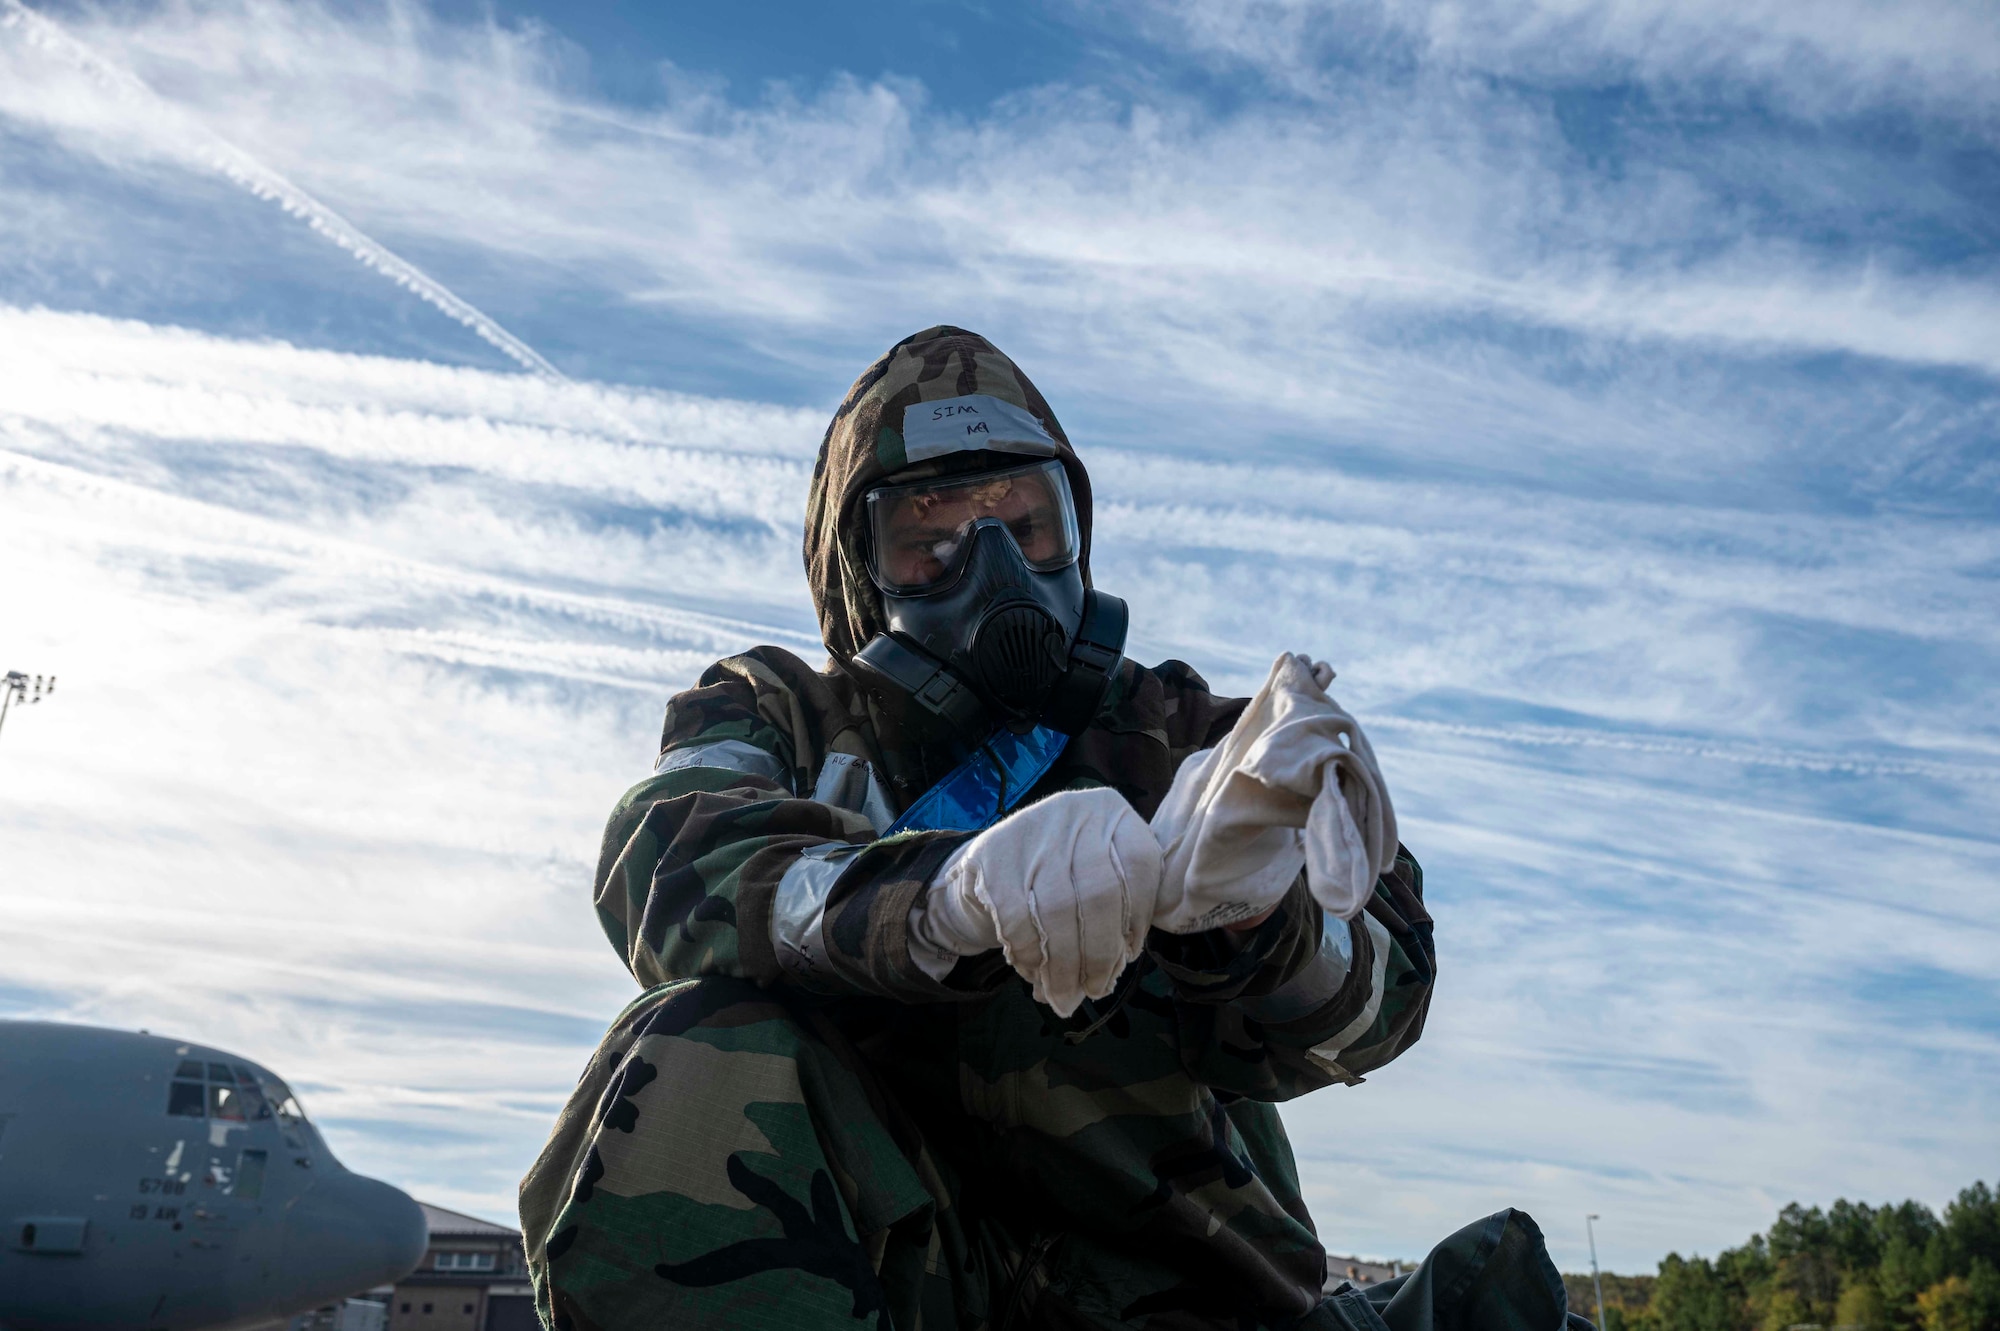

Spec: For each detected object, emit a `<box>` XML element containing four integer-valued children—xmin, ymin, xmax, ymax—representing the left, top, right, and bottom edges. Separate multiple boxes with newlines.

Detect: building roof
<box><xmin>1323</xmin><ymin>1254</ymin><xmax>1405</xmax><ymax>1293</ymax></box>
<box><xmin>419</xmin><ymin>1201</ymin><xmax>520</xmax><ymax>1239</ymax></box>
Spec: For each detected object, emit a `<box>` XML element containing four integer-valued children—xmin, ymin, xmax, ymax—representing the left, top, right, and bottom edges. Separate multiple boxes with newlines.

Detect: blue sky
<box><xmin>0</xmin><ymin>0</ymin><xmax>1996</xmax><ymax>1276</ymax></box>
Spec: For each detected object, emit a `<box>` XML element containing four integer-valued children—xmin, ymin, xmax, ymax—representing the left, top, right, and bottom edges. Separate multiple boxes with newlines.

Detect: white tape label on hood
<box><xmin>900</xmin><ymin>394</ymin><xmax>1060</xmax><ymax>462</ymax></box>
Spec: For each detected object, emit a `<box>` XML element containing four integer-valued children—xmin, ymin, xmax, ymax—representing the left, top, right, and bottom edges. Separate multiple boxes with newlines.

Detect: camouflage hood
<box><xmin>805</xmin><ymin>326</ymin><xmax>1094</xmax><ymax>663</ymax></box>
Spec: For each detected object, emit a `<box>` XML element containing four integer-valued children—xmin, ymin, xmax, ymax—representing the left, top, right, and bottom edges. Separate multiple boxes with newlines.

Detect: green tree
<box><xmin>1772</xmin><ymin>1204</ymin><xmax>1834</xmax><ymax>1263</ymax></box>
<box><xmin>1876</xmin><ymin>1202</ymin><xmax>1946</xmax><ymax>1269</ymax></box>
<box><xmin>1917</xmin><ymin>1275</ymin><xmax>1978</xmax><ymax>1331</ymax></box>
<box><xmin>1759</xmin><ymin>1286</ymin><xmax>1810</xmax><ymax>1331</ymax></box>
<box><xmin>1771</xmin><ymin>1204</ymin><xmax>1844</xmax><ymax>1322</ymax></box>
<box><xmin>1656</xmin><ymin>1253</ymin><xmax>1748</xmax><ymax>1331</ymax></box>
<box><xmin>1561</xmin><ymin>1184</ymin><xmax>1997</xmax><ymax>1331</ymax></box>
<box><xmin>1835</xmin><ymin>1273</ymin><xmax>1889</xmax><ymax>1330</ymax></box>
<box><xmin>1962</xmin><ymin>1258</ymin><xmax>2000</xmax><ymax>1331</ymax></box>
<box><xmin>1884</xmin><ymin>1233</ymin><xmax>1947</xmax><ymax>1330</ymax></box>
<box><xmin>1831</xmin><ymin>1201</ymin><xmax>1886</xmax><ymax>1276</ymax></box>
<box><xmin>1607</xmin><ymin>1305</ymin><xmax>1663</xmax><ymax>1331</ymax></box>
<box><xmin>1943</xmin><ymin>1186</ymin><xmax>2000</xmax><ymax>1278</ymax></box>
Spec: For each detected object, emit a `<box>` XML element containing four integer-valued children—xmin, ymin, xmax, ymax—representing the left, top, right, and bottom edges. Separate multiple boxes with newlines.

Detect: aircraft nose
<box><xmin>285</xmin><ymin>1172</ymin><xmax>429</xmax><ymax>1298</ymax></box>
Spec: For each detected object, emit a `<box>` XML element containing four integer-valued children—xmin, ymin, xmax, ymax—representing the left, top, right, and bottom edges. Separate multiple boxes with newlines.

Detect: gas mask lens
<box><xmin>867</xmin><ymin>460</ymin><xmax>1081</xmax><ymax>595</ymax></box>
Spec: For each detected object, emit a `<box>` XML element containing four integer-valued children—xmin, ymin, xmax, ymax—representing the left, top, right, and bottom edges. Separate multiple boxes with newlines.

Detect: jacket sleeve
<box><xmin>1148</xmin><ymin>846</ymin><xmax>1435</xmax><ymax>1101</ymax></box>
<box><xmin>593</xmin><ymin>668</ymin><xmax>988</xmax><ymax>1003</ymax></box>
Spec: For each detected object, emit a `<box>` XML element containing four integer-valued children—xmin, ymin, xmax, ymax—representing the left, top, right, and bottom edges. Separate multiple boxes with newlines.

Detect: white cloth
<box><xmin>1150</xmin><ymin>652</ymin><xmax>1397</xmax><ymax>933</ymax></box>
<box><xmin>909</xmin><ymin>787</ymin><xmax>1162</xmax><ymax>1017</ymax></box>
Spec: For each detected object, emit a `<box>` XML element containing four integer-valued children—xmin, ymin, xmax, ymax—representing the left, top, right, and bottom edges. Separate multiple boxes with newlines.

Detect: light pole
<box><xmin>0</xmin><ymin>671</ymin><xmax>56</xmax><ymax>743</ymax></box>
<box><xmin>1587</xmin><ymin>1214</ymin><xmax>1607</xmax><ymax>1331</ymax></box>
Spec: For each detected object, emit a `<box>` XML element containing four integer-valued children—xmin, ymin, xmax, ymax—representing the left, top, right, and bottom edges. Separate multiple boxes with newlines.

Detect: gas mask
<box><xmin>847</xmin><ymin>459</ymin><xmax>1127</xmax><ymax>740</ymax></box>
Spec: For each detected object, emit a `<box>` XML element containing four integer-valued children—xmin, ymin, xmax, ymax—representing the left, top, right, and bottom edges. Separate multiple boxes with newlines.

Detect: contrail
<box><xmin>1376</xmin><ymin>715</ymin><xmax>2000</xmax><ymax>784</ymax></box>
<box><xmin>0</xmin><ymin>0</ymin><xmax>566</xmax><ymax>382</ymax></box>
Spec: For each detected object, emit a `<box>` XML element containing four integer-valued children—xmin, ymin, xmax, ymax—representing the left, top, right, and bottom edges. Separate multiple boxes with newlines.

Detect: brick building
<box><xmin>386</xmin><ymin>1203</ymin><xmax>535</xmax><ymax>1331</ymax></box>
<box><xmin>1325</xmin><ymin>1253</ymin><xmax>1405</xmax><ymax>1292</ymax></box>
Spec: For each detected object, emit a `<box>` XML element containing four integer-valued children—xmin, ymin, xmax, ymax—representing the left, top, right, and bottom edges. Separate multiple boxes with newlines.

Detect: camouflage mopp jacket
<box><xmin>518</xmin><ymin>644</ymin><xmax>1438</xmax><ymax>1330</ymax></box>
<box><xmin>517</xmin><ymin>325</ymin><xmax>1450</xmax><ymax>1331</ymax></box>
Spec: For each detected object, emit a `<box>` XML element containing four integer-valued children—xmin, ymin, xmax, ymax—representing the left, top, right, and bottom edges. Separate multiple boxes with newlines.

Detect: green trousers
<box><xmin>519</xmin><ymin>977</ymin><xmax>1584</xmax><ymax>1331</ymax></box>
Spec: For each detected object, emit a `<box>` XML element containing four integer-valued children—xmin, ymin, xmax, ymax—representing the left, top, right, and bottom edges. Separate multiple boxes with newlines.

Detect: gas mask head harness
<box><xmin>848</xmin><ymin>457</ymin><xmax>1128</xmax><ymax>740</ymax></box>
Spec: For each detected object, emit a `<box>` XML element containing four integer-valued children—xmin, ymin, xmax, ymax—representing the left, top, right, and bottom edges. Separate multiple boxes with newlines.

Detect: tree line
<box><xmin>1560</xmin><ymin>1181</ymin><xmax>2000</xmax><ymax>1331</ymax></box>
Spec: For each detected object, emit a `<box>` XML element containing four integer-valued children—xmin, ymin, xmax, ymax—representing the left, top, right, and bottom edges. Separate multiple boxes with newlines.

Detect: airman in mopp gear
<box><xmin>519</xmin><ymin>327</ymin><xmax>1587</xmax><ymax>1330</ymax></box>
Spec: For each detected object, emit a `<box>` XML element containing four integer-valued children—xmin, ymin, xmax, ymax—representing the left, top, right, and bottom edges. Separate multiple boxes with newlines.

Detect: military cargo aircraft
<box><xmin>0</xmin><ymin>1021</ymin><xmax>428</xmax><ymax>1330</ymax></box>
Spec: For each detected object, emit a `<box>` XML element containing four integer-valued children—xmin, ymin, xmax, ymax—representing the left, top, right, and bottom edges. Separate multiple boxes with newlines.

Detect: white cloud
<box><xmin>2</xmin><ymin>308</ymin><xmax>1995</xmax><ymax>1266</ymax></box>
<box><xmin>0</xmin><ymin>0</ymin><xmax>1995</xmax><ymax>1269</ymax></box>
<box><xmin>1</xmin><ymin>0</ymin><xmax>1994</xmax><ymax>471</ymax></box>
<box><xmin>1121</xmin><ymin>0</ymin><xmax>2000</xmax><ymax>120</ymax></box>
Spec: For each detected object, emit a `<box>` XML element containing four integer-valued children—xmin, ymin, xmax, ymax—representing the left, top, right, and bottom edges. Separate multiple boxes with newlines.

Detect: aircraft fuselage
<box><xmin>0</xmin><ymin>1022</ymin><xmax>427</xmax><ymax>1331</ymax></box>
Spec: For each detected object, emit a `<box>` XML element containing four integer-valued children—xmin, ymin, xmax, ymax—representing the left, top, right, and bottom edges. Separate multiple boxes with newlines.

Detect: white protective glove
<box><xmin>1151</xmin><ymin>652</ymin><xmax>1398</xmax><ymax>933</ymax></box>
<box><xmin>909</xmin><ymin>787</ymin><xmax>1162</xmax><ymax>1017</ymax></box>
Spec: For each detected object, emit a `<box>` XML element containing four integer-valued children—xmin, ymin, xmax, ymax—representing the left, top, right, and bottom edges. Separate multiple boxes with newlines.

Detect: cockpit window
<box><xmin>165</xmin><ymin>1058</ymin><xmax>288</xmax><ymax>1121</ymax></box>
<box><xmin>167</xmin><ymin>1081</ymin><xmax>206</xmax><ymax>1117</ymax></box>
<box><xmin>259</xmin><ymin>1078</ymin><xmax>307</xmax><ymax>1126</ymax></box>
